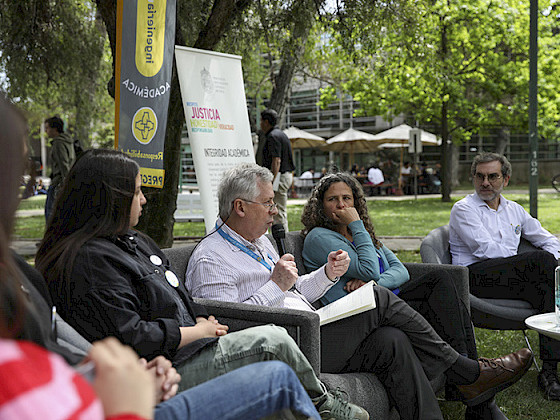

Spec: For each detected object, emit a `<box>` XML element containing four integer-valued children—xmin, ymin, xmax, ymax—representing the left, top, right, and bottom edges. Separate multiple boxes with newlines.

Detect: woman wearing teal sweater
<box><xmin>301</xmin><ymin>173</ymin><xmax>474</xmax><ymax>359</ymax></box>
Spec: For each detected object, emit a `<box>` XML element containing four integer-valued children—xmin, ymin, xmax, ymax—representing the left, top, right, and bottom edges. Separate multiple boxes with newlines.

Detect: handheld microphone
<box><xmin>271</xmin><ymin>224</ymin><xmax>287</xmax><ymax>256</ymax></box>
<box><xmin>271</xmin><ymin>224</ymin><xmax>296</xmax><ymax>292</ymax></box>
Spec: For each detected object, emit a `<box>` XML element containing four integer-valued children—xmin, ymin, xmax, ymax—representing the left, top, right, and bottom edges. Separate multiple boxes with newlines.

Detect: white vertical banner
<box><xmin>175</xmin><ymin>46</ymin><xmax>255</xmax><ymax>232</ymax></box>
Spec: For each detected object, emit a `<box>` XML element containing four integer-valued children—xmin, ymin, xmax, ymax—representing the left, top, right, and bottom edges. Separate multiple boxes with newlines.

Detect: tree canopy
<box><xmin>309</xmin><ymin>0</ymin><xmax>560</xmax><ymax>200</ymax></box>
<box><xmin>0</xmin><ymin>0</ymin><xmax>112</xmax><ymax>144</ymax></box>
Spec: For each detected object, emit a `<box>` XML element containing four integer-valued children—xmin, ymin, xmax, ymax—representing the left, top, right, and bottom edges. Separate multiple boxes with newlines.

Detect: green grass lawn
<box><xmin>13</xmin><ymin>216</ymin><xmax>46</xmax><ymax>240</ymax></box>
<box><xmin>16</xmin><ymin>193</ymin><xmax>560</xmax><ymax>240</ymax></box>
<box><xmin>17</xmin><ymin>194</ymin><xmax>47</xmax><ymax>211</ymax></box>
<box><xmin>439</xmin><ymin>328</ymin><xmax>553</xmax><ymax>419</ymax></box>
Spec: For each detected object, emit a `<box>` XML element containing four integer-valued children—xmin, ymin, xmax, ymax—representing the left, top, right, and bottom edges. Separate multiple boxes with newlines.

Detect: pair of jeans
<box><xmin>155</xmin><ymin>361</ymin><xmax>319</xmax><ymax>420</ymax></box>
<box><xmin>175</xmin><ymin>325</ymin><xmax>325</xmax><ymax>401</ymax></box>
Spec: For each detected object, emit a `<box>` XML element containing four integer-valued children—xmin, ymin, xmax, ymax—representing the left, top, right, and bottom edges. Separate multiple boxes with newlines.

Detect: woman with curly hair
<box><xmin>301</xmin><ymin>173</ymin><xmax>475</xmax><ymax>361</ymax></box>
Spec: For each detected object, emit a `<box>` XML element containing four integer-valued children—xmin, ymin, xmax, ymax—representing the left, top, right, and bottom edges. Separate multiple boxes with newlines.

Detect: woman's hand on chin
<box><xmin>332</xmin><ymin>207</ymin><xmax>361</xmax><ymax>226</ymax></box>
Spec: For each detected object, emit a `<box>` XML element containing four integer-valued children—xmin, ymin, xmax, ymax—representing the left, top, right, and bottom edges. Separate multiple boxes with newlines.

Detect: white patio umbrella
<box><xmin>371</xmin><ymin>124</ymin><xmax>440</xmax><ymax>146</ymax></box>
<box><xmin>325</xmin><ymin>128</ymin><xmax>379</xmax><ymax>166</ymax></box>
<box><xmin>373</xmin><ymin>124</ymin><xmax>440</xmax><ymax>176</ymax></box>
<box><xmin>283</xmin><ymin>126</ymin><xmax>326</xmax><ymax>149</ymax></box>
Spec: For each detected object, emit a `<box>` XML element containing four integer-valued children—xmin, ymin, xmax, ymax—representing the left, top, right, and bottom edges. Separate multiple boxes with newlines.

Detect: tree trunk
<box><xmin>95</xmin><ymin>0</ymin><xmax>118</xmax><ymax>97</ymax></box>
<box><xmin>495</xmin><ymin>127</ymin><xmax>510</xmax><ymax>155</ymax></box>
<box><xmin>267</xmin><ymin>0</ymin><xmax>322</xmax><ymax>123</ymax></box>
<box><xmin>440</xmin><ymin>100</ymin><xmax>452</xmax><ymax>202</ymax></box>
<box><xmin>439</xmin><ymin>8</ymin><xmax>452</xmax><ymax>202</ymax></box>
<box><xmin>450</xmin><ymin>142</ymin><xmax>459</xmax><ymax>188</ymax></box>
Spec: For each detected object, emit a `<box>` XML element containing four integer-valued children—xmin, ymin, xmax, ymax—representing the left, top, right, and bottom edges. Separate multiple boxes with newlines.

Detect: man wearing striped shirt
<box><xmin>186</xmin><ymin>163</ymin><xmax>533</xmax><ymax>420</ymax></box>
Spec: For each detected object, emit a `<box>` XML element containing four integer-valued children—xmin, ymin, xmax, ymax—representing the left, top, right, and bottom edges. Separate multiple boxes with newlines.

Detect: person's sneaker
<box><xmin>316</xmin><ymin>388</ymin><xmax>369</xmax><ymax>420</ymax></box>
<box><xmin>457</xmin><ymin>348</ymin><xmax>532</xmax><ymax>406</ymax></box>
<box><xmin>537</xmin><ymin>370</ymin><xmax>560</xmax><ymax>400</ymax></box>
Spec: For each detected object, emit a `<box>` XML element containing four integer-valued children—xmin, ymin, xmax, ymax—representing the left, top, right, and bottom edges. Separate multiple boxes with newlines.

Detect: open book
<box><xmin>316</xmin><ymin>281</ymin><xmax>376</xmax><ymax>326</ymax></box>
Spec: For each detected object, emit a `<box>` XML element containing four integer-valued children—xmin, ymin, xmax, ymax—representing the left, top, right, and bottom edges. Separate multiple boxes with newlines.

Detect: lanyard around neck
<box><xmin>216</xmin><ymin>223</ymin><xmax>275</xmax><ymax>271</ymax></box>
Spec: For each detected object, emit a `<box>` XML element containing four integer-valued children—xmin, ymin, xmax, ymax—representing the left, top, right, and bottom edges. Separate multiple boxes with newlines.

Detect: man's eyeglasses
<box><xmin>473</xmin><ymin>172</ymin><xmax>503</xmax><ymax>183</ymax></box>
<box><xmin>241</xmin><ymin>199</ymin><xmax>278</xmax><ymax>210</ymax></box>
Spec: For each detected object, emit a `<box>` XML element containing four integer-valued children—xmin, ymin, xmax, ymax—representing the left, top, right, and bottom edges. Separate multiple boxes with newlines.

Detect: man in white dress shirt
<box><xmin>186</xmin><ymin>163</ymin><xmax>534</xmax><ymax>420</ymax></box>
<box><xmin>449</xmin><ymin>152</ymin><xmax>560</xmax><ymax>400</ymax></box>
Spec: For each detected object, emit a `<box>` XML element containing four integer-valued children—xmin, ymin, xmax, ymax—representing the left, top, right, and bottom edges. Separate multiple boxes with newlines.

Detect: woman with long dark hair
<box><xmin>301</xmin><ymin>173</ymin><xmax>507</xmax><ymax>419</ymax></box>
<box><xmin>0</xmin><ymin>100</ymin><xmax>155</xmax><ymax>419</ymax></box>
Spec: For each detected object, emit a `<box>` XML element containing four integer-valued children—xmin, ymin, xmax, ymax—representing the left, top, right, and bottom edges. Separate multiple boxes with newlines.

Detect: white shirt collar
<box><xmin>471</xmin><ymin>192</ymin><xmax>509</xmax><ymax>211</ymax></box>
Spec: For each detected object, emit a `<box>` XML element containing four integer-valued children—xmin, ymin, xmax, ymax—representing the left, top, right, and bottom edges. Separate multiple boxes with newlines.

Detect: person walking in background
<box><xmin>260</xmin><ymin>108</ymin><xmax>295</xmax><ymax>232</ymax></box>
<box><xmin>44</xmin><ymin>116</ymin><xmax>75</xmax><ymax>221</ymax></box>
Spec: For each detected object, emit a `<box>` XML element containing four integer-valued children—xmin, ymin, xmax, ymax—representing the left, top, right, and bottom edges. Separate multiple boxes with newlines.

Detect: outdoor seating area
<box><xmin>7</xmin><ymin>1</ymin><xmax>560</xmax><ymax>417</ymax></box>
<box><xmin>285</xmin><ymin>124</ymin><xmax>443</xmax><ymax>198</ymax></box>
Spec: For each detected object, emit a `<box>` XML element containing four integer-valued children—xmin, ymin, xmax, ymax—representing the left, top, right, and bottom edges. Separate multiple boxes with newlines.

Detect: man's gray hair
<box><xmin>471</xmin><ymin>152</ymin><xmax>512</xmax><ymax>178</ymax></box>
<box><xmin>218</xmin><ymin>163</ymin><xmax>274</xmax><ymax>220</ymax></box>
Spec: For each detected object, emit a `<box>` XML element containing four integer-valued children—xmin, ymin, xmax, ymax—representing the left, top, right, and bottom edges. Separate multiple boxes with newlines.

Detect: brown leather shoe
<box><xmin>457</xmin><ymin>348</ymin><xmax>533</xmax><ymax>406</ymax></box>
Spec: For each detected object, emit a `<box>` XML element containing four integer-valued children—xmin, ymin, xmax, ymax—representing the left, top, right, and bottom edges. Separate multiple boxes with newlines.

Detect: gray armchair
<box><xmin>420</xmin><ymin>225</ymin><xmax>539</xmax><ymax>365</ymax></box>
<box><xmin>164</xmin><ymin>243</ymin><xmax>397</xmax><ymax>419</ymax></box>
<box><xmin>420</xmin><ymin>225</ymin><xmax>540</xmax><ymax>329</ymax></box>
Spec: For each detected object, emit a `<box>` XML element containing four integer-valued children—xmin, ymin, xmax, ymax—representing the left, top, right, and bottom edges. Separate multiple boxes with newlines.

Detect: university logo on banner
<box><xmin>115</xmin><ymin>0</ymin><xmax>176</xmax><ymax>188</ymax></box>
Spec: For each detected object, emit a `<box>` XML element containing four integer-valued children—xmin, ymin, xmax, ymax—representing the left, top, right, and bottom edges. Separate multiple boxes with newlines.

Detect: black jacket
<box><xmin>48</xmin><ymin>231</ymin><xmax>216</xmax><ymax>366</ymax></box>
